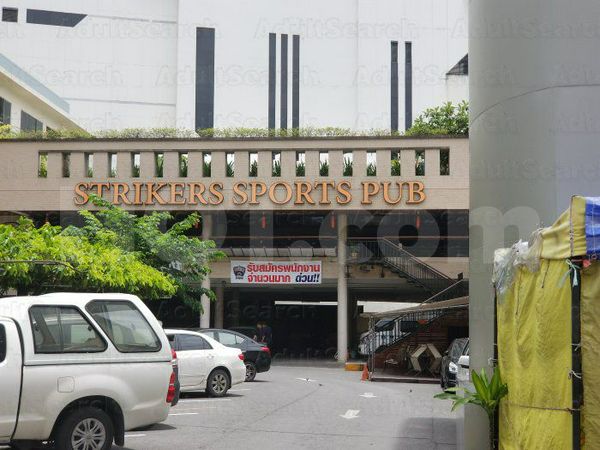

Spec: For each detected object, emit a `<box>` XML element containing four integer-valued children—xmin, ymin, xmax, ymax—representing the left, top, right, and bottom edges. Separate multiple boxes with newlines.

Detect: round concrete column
<box><xmin>200</xmin><ymin>213</ymin><xmax>212</xmax><ymax>328</ymax></box>
<box><xmin>469</xmin><ymin>1</ymin><xmax>600</xmax><ymax>448</ymax></box>
<box><xmin>337</xmin><ymin>213</ymin><xmax>348</xmax><ymax>363</ymax></box>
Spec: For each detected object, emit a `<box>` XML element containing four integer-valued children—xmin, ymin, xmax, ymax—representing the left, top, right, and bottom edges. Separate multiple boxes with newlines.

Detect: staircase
<box><xmin>353</xmin><ymin>238</ymin><xmax>457</xmax><ymax>295</ymax></box>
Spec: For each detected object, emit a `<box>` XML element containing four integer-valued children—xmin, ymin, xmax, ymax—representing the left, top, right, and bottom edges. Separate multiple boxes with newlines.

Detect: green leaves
<box><xmin>0</xmin><ymin>217</ymin><xmax>176</xmax><ymax>298</ymax></box>
<box><xmin>434</xmin><ymin>366</ymin><xmax>508</xmax><ymax>421</ymax></box>
<box><xmin>405</xmin><ymin>101</ymin><xmax>469</xmax><ymax>136</ymax></box>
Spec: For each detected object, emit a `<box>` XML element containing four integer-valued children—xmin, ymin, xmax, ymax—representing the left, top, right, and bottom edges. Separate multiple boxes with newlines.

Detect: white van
<box><xmin>0</xmin><ymin>293</ymin><xmax>175</xmax><ymax>450</ymax></box>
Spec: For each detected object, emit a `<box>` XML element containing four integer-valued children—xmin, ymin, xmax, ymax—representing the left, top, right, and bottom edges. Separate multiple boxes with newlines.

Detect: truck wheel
<box><xmin>54</xmin><ymin>406</ymin><xmax>114</xmax><ymax>450</ymax></box>
<box><xmin>206</xmin><ymin>369</ymin><xmax>230</xmax><ymax>397</ymax></box>
<box><xmin>245</xmin><ymin>362</ymin><xmax>257</xmax><ymax>382</ymax></box>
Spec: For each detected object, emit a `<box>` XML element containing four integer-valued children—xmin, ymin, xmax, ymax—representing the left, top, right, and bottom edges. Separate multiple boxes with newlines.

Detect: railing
<box><xmin>351</xmin><ymin>238</ymin><xmax>455</xmax><ymax>294</ymax></box>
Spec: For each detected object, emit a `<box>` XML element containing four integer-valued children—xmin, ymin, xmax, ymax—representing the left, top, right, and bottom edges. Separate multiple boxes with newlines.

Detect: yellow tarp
<box><xmin>581</xmin><ymin>262</ymin><xmax>600</xmax><ymax>449</ymax></box>
<box><xmin>539</xmin><ymin>196</ymin><xmax>587</xmax><ymax>259</ymax></box>
<box><xmin>498</xmin><ymin>259</ymin><xmax>573</xmax><ymax>450</ymax></box>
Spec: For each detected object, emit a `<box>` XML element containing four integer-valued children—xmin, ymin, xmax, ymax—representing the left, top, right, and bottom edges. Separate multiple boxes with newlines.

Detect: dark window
<box><xmin>440</xmin><ymin>149</ymin><xmax>450</xmax><ymax>175</ymax></box>
<box><xmin>195</xmin><ymin>27</ymin><xmax>215</xmax><ymax>131</ymax></box>
<box><xmin>62</xmin><ymin>153</ymin><xmax>70</xmax><ymax>178</ymax></box>
<box><xmin>405</xmin><ymin>42</ymin><xmax>413</xmax><ymax>130</ymax></box>
<box><xmin>390</xmin><ymin>41</ymin><xmax>399</xmax><ymax>132</ymax></box>
<box><xmin>177</xmin><ymin>334</ymin><xmax>212</xmax><ymax>351</ymax></box>
<box><xmin>0</xmin><ymin>324</ymin><xmax>6</xmax><ymax>362</ymax></box>
<box><xmin>0</xmin><ymin>97</ymin><xmax>11</xmax><ymax>125</ymax></box>
<box><xmin>20</xmin><ymin>111</ymin><xmax>43</xmax><ymax>132</ymax></box>
<box><xmin>2</xmin><ymin>7</ymin><xmax>18</xmax><ymax>23</ymax></box>
<box><xmin>86</xmin><ymin>301</ymin><xmax>161</xmax><ymax>353</ymax></box>
<box><xmin>26</xmin><ymin>9</ymin><xmax>86</xmax><ymax>27</ymax></box>
<box><xmin>29</xmin><ymin>306</ymin><xmax>107</xmax><ymax>354</ymax></box>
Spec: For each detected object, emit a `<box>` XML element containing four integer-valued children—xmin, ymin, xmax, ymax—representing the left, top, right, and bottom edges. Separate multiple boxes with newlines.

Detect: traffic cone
<box><xmin>361</xmin><ymin>364</ymin><xmax>369</xmax><ymax>381</ymax></box>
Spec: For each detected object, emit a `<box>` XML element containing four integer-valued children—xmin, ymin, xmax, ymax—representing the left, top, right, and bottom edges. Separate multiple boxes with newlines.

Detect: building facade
<box><xmin>0</xmin><ymin>0</ymin><xmax>468</xmax><ymax>132</ymax></box>
<box><xmin>0</xmin><ymin>136</ymin><xmax>469</xmax><ymax>361</ymax></box>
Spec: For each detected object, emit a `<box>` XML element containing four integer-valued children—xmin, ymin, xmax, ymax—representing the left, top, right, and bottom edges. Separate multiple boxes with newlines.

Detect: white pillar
<box><xmin>215</xmin><ymin>282</ymin><xmax>224</xmax><ymax>329</ymax></box>
<box><xmin>200</xmin><ymin>213</ymin><xmax>212</xmax><ymax>328</ymax></box>
<box><xmin>337</xmin><ymin>213</ymin><xmax>348</xmax><ymax>363</ymax></box>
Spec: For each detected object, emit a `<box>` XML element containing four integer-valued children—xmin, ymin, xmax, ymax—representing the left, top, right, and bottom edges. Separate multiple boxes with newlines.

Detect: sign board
<box><xmin>230</xmin><ymin>261</ymin><xmax>322</xmax><ymax>284</ymax></box>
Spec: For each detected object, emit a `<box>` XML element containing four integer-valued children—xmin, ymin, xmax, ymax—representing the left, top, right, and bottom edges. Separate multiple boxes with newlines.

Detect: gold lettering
<box><xmin>90</xmin><ymin>182</ymin><xmax>110</xmax><ymax>198</ymax></box>
<box><xmin>74</xmin><ymin>182</ymin><xmax>89</xmax><ymax>206</ymax></box>
<box><xmin>407</xmin><ymin>181</ymin><xmax>426</xmax><ymax>204</ymax></box>
<box><xmin>145</xmin><ymin>182</ymin><xmax>167</xmax><ymax>205</ymax></box>
<box><xmin>336</xmin><ymin>181</ymin><xmax>352</xmax><ymax>205</ymax></box>
<box><xmin>189</xmin><ymin>183</ymin><xmax>208</xmax><ymax>205</ymax></box>
<box><xmin>132</xmin><ymin>182</ymin><xmax>143</xmax><ymax>205</ymax></box>
<box><xmin>113</xmin><ymin>182</ymin><xmax>131</xmax><ymax>205</ymax></box>
<box><xmin>208</xmin><ymin>182</ymin><xmax>224</xmax><ymax>205</ymax></box>
<box><xmin>169</xmin><ymin>182</ymin><xmax>186</xmax><ymax>205</ymax></box>
<box><xmin>361</xmin><ymin>182</ymin><xmax>380</xmax><ymax>204</ymax></box>
<box><xmin>314</xmin><ymin>181</ymin><xmax>334</xmax><ymax>205</ymax></box>
<box><xmin>294</xmin><ymin>182</ymin><xmax>315</xmax><ymax>205</ymax></box>
<box><xmin>249</xmin><ymin>182</ymin><xmax>267</xmax><ymax>205</ymax></box>
<box><xmin>269</xmin><ymin>182</ymin><xmax>293</xmax><ymax>205</ymax></box>
<box><xmin>382</xmin><ymin>181</ymin><xmax>403</xmax><ymax>205</ymax></box>
<box><xmin>233</xmin><ymin>182</ymin><xmax>248</xmax><ymax>205</ymax></box>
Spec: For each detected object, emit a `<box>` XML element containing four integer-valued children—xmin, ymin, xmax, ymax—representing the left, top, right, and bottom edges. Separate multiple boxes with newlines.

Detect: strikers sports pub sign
<box><xmin>73</xmin><ymin>180</ymin><xmax>426</xmax><ymax>206</ymax></box>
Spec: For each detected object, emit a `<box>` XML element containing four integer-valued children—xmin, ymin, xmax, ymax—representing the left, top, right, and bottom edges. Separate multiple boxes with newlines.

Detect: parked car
<box><xmin>229</xmin><ymin>326</ymin><xmax>258</xmax><ymax>339</ymax></box>
<box><xmin>456</xmin><ymin>342</ymin><xmax>471</xmax><ymax>388</ymax></box>
<box><xmin>199</xmin><ymin>328</ymin><xmax>271</xmax><ymax>382</ymax></box>
<box><xmin>0</xmin><ymin>293</ymin><xmax>176</xmax><ymax>450</ymax></box>
<box><xmin>165</xmin><ymin>329</ymin><xmax>246</xmax><ymax>397</ymax></box>
<box><xmin>440</xmin><ymin>337</ymin><xmax>469</xmax><ymax>390</ymax></box>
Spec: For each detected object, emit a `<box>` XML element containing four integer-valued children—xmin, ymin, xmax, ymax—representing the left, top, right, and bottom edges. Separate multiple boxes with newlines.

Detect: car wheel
<box><xmin>206</xmin><ymin>369</ymin><xmax>230</xmax><ymax>397</ymax></box>
<box><xmin>245</xmin><ymin>361</ymin><xmax>257</xmax><ymax>382</ymax></box>
<box><xmin>55</xmin><ymin>406</ymin><xmax>114</xmax><ymax>450</ymax></box>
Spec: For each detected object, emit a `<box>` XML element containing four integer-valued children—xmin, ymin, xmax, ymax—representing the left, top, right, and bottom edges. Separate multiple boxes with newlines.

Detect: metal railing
<box><xmin>351</xmin><ymin>238</ymin><xmax>455</xmax><ymax>294</ymax></box>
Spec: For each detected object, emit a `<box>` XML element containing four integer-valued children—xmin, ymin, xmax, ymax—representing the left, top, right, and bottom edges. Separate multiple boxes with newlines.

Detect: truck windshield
<box><xmin>86</xmin><ymin>301</ymin><xmax>161</xmax><ymax>353</ymax></box>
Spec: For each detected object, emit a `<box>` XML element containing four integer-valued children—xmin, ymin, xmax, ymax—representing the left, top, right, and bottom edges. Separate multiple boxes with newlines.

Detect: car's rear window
<box><xmin>86</xmin><ymin>300</ymin><xmax>161</xmax><ymax>353</ymax></box>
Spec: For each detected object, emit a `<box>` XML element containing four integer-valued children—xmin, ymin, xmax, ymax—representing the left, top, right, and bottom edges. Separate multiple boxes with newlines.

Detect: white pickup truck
<box><xmin>0</xmin><ymin>293</ymin><xmax>176</xmax><ymax>450</ymax></box>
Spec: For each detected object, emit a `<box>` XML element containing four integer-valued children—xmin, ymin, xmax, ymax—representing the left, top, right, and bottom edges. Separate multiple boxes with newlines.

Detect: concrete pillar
<box><xmin>337</xmin><ymin>213</ymin><xmax>348</xmax><ymax>362</ymax></box>
<box><xmin>215</xmin><ymin>282</ymin><xmax>225</xmax><ymax>329</ymax></box>
<box><xmin>468</xmin><ymin>1</ymin><xmax>600</xmax><ymax>448</ymax></box>
<box><xmin>200</xmin><ymin>213</ymin><xmax>212</xmax><ymax>328</ymax></box>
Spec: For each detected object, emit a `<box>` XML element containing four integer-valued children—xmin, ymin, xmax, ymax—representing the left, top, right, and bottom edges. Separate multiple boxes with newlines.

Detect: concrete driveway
<box><xmin>117</xmin><ymin>365</ymin><xmax>458</xmax><ymax>450</ymax></box>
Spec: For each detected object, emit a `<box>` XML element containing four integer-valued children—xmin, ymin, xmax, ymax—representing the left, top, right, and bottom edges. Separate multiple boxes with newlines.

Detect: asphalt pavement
<box><xmin>117</xmin><ymin>365</ymin><xmax>458</xmax><ymax>450</ymax></box>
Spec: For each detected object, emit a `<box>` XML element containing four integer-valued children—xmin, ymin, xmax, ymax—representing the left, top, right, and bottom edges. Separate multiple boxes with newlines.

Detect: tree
<box><xmin>63</xmin><ymin>195</ymin><xmax>225</xmax><ymax>310</ymax></box>
<box><xmin>0</xmin><ymin>217</ymin><xmax>176</xmax><ymax>298</ymax></box>
<box><xmin>405</xmin><ymin>101</ymin><xmax>469</xmax><ymax>136</ymax></box>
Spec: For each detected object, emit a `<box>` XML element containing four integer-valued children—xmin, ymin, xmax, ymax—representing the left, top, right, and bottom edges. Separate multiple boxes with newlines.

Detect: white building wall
<box><xmin>0</xmin><ymin>0</ymin><xmax>468</xmax><ymax>132</ymax></box>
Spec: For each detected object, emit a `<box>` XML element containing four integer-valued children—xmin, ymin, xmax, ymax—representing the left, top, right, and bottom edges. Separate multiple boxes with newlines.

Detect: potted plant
<box><xmin>434</xmin><ymin>367</ymin><xmax>508</xmax><ymax>450</ymax></box>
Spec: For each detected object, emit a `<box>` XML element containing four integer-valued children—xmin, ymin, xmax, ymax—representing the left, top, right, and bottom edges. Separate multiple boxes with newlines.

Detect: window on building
<box><xmin>440</xmin><ymin>149</ymin><xmax>450</xmax><ymax>175</ymax></box>
<box><xmin>179</xmin><ymin>152</ymin><xmax>188</xmax><ymax>177</ymax></box>
<box><xmin>154</xmin><ymin>153</ymin><xmax>164</xmax><ymax>177</ymax></box>
<box><xmin>203</xmin><ymin>152</ymin><xmax>212</xmax><ymax>177</ymax></box>
<box><xmin>2</xmin><ymin>7</ymin><xmax>18</xmax><ymax>23</ymax></box>
<box><xmin>29</xmin><ymin>306</ymin><xmax>107</xmax><ymax>354</ymax></box>
<box><xmin>85</xmin><ymin>153</ymin><xmax>93</xmax><ymax>177</ymax></box>
<box><xmin>226</xmin><ymin>152</ymin><xmax>235</xmax><ymax>177</ymax></box>
<box><xmin>0</xmin><ymin>97</ymin><xmax>11</xmax><ymax>125</ymax></box>
<box><xmin>86</xmin><ymin>301</ymin><xmax>161</xmax><ymax>353</ymax></box>
<box><xmin>366</xmin><ymin>151</ymin><xmax>377</xmax><ymax>176</ymax></box>
<box><xmin>391</xmin><ymin>151</ymin><xmax>401</xmax><ymax>176</ymax></box>
<box><xmin>272</xmin><ymin>151</ymin><xmax>281</xmax><ymax>177</ymax></box>
<box><xmin>249</xmin><ymin>152</ymin><xmax>258</xmax><ymax>177</ymax></box>
<box><xmin>343</xmin><ymin>151</ymin><xmax>353</xmax><ymax>176</ymax></box>
<box><xmin>132</xmin><ymin>153</ymin><xmax>140</xmax><ymax>177</ymax></box>
<box><xmin>296</xmin><ymin>151</ymin><xmax>305</xmax><ymax>176</ymax></box>
<box><xmin>108</xmin><ymin>153</ymin><xmax>117</xmax><ymax>177</ymax></box>
<box><xmin>38</xmin><ymin>152</ymin><xmax>47</xmax><ymax>178</ymax></box>
<box><xmin>319</xmin><ymin>151</ymin><xmax>329</xmax><ymax>176</ymax></box>
<box><xmin>62</xmin><ymin>153</ymin><xmax>70</xmax><ymax>178</ymax></box>
<box><xmin>21</xmin><ymin>111</ymin><xmax>43</xmax><ymax>132</ymax></box>
<box><xmin>415</xmin><ymin>150</ymin><xmax>425</xmax><ymax>176</ymax></box>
